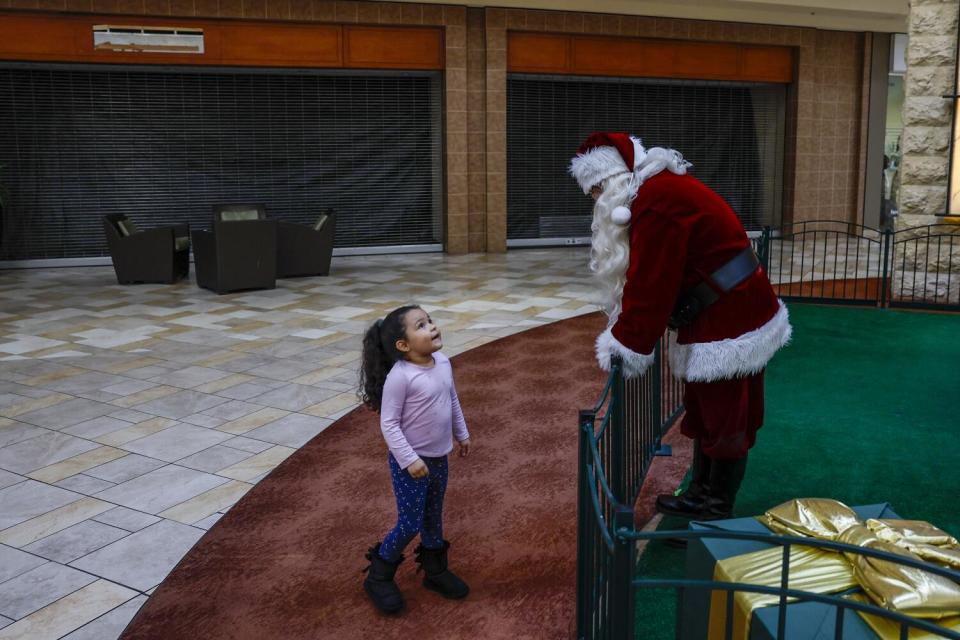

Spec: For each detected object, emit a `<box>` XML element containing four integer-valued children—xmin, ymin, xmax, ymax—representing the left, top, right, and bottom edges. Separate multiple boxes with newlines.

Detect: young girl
<box><xmin>358</xmin><ymin>304</ymin><xmax>472</xmax><ymax>614</ymax></box>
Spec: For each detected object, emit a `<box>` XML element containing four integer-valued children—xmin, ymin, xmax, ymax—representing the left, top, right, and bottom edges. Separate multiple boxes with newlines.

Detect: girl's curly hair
<box><xmin>358</xmin><ymin>305</ymin><xmax>420</xmax><ymax>412</ymax></box>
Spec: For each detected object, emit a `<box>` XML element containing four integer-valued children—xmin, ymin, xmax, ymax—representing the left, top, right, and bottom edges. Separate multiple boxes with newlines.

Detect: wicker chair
<box><xmin>276</xmin><ymin>210</ymin><xmax>337</xmax><ymax>278</ymax></box>
<box><xmin>102</xmin><ymin>214</ymin><xmax>190</xmax><ymax>284</ymax></box>
<box><xmin>212</xmin><ymin>203</ymin><xmax>267</xmax><ymax>223</ymax></box>
<box><xmin>192</xmin><ymin>204</ymin><xmax>276</xmax><ymax>294</ymax></box>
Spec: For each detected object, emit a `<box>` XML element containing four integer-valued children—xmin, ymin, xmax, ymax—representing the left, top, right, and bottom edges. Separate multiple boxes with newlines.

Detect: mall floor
<box><xmin>0</xmin><ymin>248</ymin><xmax>596</xmax><ymax>640</ymax></box>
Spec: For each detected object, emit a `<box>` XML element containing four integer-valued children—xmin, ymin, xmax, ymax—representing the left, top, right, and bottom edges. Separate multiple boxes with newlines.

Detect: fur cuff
<box><xmin>668</xmin><ymin>301</ymin><xmax>793</xmax><ymax>382</ymax></box>
<box><xmin>596</xmin><ymin>328</ymin><xmax>656</xmax><ymax>379</ymax></box>
<box><xmin>569</xmin><ymin>146</ymin><xmax>631</xmax><ymax>194</ymax></box>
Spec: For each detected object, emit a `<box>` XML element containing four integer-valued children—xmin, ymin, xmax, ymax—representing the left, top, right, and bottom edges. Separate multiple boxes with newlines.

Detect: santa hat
<box><xmin>570</xmin><ymin>132</ymin><xmax>694</xmax><ymax>225</ymax></box>
<box><xmin>568</xmin><ymin>132</ymin><xmax>645</xmax><ymax>195</ymax></box>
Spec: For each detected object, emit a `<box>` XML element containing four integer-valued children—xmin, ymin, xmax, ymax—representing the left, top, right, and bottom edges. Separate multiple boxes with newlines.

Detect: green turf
<box><xmin>632</xmin><ymin>304</ymin><xmax>960</xmax><ymax>638</ymax></box>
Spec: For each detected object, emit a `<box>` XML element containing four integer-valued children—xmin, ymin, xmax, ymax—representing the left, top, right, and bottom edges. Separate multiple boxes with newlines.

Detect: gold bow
<box><xmin>706</xmin><ymin>499</ymin><xmax>960</xmax><ymax>639</ymax></box>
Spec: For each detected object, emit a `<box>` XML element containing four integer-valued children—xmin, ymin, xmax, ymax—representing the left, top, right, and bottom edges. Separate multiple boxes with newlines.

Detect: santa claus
<box><xmin>569</xmin><ymin>132</ymin><xmax>792</xmax><ymax>521</ymax></box>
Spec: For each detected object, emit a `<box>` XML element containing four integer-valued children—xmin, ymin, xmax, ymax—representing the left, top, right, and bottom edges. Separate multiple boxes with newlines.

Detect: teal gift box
<box><xmin>678</xmin><ymin>503</ymin><xmax>900</xmax><ymax>640</ymax></box>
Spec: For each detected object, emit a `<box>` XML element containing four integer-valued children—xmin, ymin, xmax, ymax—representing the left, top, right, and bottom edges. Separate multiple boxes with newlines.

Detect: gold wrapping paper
<box><xmin>846</xmin><ymin>594</ymin><xmax>960</xmax><ymax>640</ymax></box>
<box><xmin>837</xmin><ymin>524</ymin><xmax>960</xmax><ymax>620</ymax></box>
<box><xmin>704</xmin><ymin>499</ymin><xmax>960</xmax><ymax>640</ymax></box>
<box><xmin>708</xmin><ymin>545</ymin><xmax>856</xmax><ymax>639</ymax></box>
<box><xmin>867</xmin><ymin>520</ymin><xmax>960</xmax><ymax>570</ymax></box>
<box><xmin>762</xmin><ymin>498</ymin><xmax>861</xmax><ymax>540</ymax></box>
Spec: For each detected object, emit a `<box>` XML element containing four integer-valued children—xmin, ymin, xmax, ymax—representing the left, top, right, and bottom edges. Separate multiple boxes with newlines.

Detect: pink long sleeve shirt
<box><xmin>380</xmin><ymin>352</ymin><xmax>470</xmax><ymax>469</ymax></box>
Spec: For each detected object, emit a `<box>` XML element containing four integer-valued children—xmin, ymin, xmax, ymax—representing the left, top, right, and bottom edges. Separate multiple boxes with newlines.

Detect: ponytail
<box><xmin>358</xmin><ymin>305</ymin><xmax>420</xmax><ymax>412</ymax></box>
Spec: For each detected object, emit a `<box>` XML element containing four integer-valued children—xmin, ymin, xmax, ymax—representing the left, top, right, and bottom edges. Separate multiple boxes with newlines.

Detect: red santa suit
<box><xmin>570</xmin><ymin>132</ymin><xmax>791</xmax><ymax>461</ymax></box>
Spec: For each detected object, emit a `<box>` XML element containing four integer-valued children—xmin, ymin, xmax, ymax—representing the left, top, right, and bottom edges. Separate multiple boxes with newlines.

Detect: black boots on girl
<box><xmin>414</xmin><ymin>540</ymin><xmax>470</xmax><ymax>600</ymax></box>
<box><xmin>362</xmin><ymin>543</ymin><xmax>405</xmax><ymax>613</ymax></box>
<box><xmin>363</xmin><ymin>540</ymin><xmax>469</xmax><ymax>613</ymax></box>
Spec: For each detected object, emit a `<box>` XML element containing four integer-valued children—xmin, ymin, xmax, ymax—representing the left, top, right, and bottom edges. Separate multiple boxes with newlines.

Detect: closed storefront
<box><xmin>0</xmin><ymin>65</ymin><xmax>442</xmax><ymax>261</ymax></box>
<box><xmin>0</xmin><ymin>3</ymin><xmax>897</xmax><ymax>259</ymax></box>
<box><xmin>507</xmin><ymin>75</ymin><xmax>785</xmax><ymax>245</ymax></box>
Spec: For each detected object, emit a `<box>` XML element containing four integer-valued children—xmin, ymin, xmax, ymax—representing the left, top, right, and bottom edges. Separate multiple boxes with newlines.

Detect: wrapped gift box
<box><xmin>678</xmin><ymin>503</ymin><xmax>900</xmax><ymax>640</ymax></box>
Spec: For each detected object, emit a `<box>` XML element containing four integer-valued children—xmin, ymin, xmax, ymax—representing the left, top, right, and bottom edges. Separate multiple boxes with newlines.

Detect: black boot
<box><xmin>698</xmin><ymin>456</ymin><xmax>748</xmax><ymax>521</ymax></box>
<box><xmin>656</xmin><ymin>439</ymin><xmax>712</xmax><ymax>519</ymax></box>
<box><xmin>362</xmin><ymin>543</ymin><xmax>405</xmax><ymax>613</ymax></box>
<box><xmin>414</xmin><ymin>541</ymin><xmax>469</xmax><ymax>599</ymax></box>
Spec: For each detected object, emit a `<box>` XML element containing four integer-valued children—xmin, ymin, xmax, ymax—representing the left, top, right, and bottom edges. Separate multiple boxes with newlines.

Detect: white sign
<box><xmin>93</xmin><ymin>25</ymin><xmax>204</xmax><ymax>55</ymax></box>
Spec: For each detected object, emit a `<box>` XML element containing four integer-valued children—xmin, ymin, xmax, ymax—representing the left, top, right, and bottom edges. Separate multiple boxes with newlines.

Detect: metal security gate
<box><xmin>507</xmin><ymin>75</ymin><xmax>786</xmax><ymax>246</ymax></box>
<box><xmin>888</xmin><ymin>224</ymin><xmax>960</xmax><ymax>311</ymax></box>
<box><xmin>759</xmin><ymin>220</ymin><xmax>960</xmax><ymax>311</ymax></box>
<box><xmin>765</xmin><ymin>221</ymin><xmax>889</xmax><ymax>306</ymax></box>
<box><xmin>0</xmin><ymin>63</ymin><xmax>443</xmax><ymax>263</ymax></box>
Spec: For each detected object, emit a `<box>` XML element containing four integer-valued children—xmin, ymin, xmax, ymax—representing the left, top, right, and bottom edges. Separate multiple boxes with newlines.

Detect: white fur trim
<box><xmin>668</xmin><ymin>301</ymin><xmax>793</xmax><ymax>382</ymax></box>
<box><xmin>631</xmin><ymin>137</ymin><xmax>645</xmax><ymax>169</ymax></box>
<box><xmin>610</xmin><ymin>206</ymin><xmax>632</xmax><ymax>225</ymax></box>
<box><xmin>596</xmin><ymin>328</ymin><xmax>656</xmax><ymax>379</ymax></box>
<box><xmin>570</xmin><ymin>137</ymin><xmax>690</xmax><ymax>196</ymax></box>
<box><xmin>637</xmin><ymin>147</ymin><xmax>692</xmax><ymax>183</ymax></box>
<box><xmin>569</xmin><ymin>146</ymin><xmax>630</xmax><ymax>194</ymax></box>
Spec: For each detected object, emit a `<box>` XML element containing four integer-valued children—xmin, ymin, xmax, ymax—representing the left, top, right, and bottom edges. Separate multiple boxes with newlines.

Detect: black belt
<box><xmin>667</xmin><ymin>247</ymin><xmax>760</xmax><ymax>329</ymax></box>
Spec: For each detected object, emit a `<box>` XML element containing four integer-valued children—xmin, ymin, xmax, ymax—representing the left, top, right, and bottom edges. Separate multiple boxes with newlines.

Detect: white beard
<box><xmin>589</xmin><ymin>173</ymin><xmax>636</xmax><ymax>325</ymax></box>
<box><xmin>582</xmin><ymin>144</ymin><xmax>691</xmax><ymax>325</ymax></box>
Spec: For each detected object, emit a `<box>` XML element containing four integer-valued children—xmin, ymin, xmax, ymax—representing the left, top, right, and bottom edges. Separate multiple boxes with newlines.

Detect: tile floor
<box><xmin>0</xmin><ymin>238</ymin><xmax>913</xmax><ymax>639</ymax></box>
<box><xmin>0</xmin><ymin>248</ymin><xmax>597</xmax><ymax>639</ymax></box>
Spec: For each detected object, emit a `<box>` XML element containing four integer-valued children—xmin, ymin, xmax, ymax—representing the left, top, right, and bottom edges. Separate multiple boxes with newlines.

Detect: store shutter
<box><xmin>507</xmin><ymin>75</ymin><xmax>786</xmax><ymax>245</ymax></box>
<box><xmin>0</xmin><ymin>64</ymin><xmax>443</xmax><ymax>261</ymax></box>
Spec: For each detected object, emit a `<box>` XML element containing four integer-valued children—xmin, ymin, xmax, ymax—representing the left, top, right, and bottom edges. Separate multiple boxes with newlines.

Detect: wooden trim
<box><xmin>739</xmin><ymin>44</ymin><xmax>795</xmax><ymax>83</ymax></box>
<box><xmin>509</xmin><ymin>32</ymin><xmax>794</xmax><ymax>83</ymax></box>
<box><xmin>345</xmin><ymin>26</ymin><xmax>444</xmax><ymax>70</ymax></box>
<box><xmin>217</xmin><ymin>23</ymin><xmax>342</xmax><ymax>67</ymax></box>
<box><xmin>0</xmin><ymin>15</ymin><xmax>81</xmax><ymax>60</ymax></box>
<box><xmin>0</xmin><ymin>12</ymin><xmax>443</xmax><ymax>70</ymax></box>
<box><xmin>507</xmin><ymin>32</ymin><xmax>570</xmax><ymax>73</ymax></box>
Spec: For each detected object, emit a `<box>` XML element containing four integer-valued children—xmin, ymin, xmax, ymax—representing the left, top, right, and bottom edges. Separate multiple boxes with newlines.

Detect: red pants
<box><xmin>679</xmin><ymin>371</ymin><xmax>765</xmax><ymax>459</ymax></box>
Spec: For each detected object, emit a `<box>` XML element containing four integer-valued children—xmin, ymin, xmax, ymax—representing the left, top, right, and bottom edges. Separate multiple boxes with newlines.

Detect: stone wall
<box><xmin>899</xmin><ymin>0</ymin><xmax>959</xmax><ymax>227</ymax></box>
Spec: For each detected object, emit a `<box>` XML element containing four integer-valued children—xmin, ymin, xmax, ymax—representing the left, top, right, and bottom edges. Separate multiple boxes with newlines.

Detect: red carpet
<box><xmin>121</xmin><ymin>313</ymin><xmax>615</xmax><ymax>639</ymax></box>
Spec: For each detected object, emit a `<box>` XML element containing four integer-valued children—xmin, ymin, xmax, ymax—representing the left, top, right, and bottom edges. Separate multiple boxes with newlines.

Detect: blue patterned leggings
<box><xmin>378</xmin><ymin>454</ymin><xmax>448</xmax><ymax>562</ymax></box>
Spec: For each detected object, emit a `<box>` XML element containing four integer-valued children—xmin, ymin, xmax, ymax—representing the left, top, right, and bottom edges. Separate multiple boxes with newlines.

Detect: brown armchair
<box><xmin>192</xmin><ymin>204</ymin><xmax>276</xmax><ymax>294</ymax></box>
<box><xmin>102</xmin><ymin>214</ymin><xmax>190</xmax><ymax>284</ymax></box>
<box><xmin>276</xmin><ymin>210</ymin><xmax>337</xmax><ymax>278</ymax></box>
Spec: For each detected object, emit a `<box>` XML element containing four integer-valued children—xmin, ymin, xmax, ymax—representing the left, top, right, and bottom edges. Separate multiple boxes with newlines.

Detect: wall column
<box><xmin>899</xmin><ymin>0</ymin><xmax>959</xmax><ymax>226</ymax></box>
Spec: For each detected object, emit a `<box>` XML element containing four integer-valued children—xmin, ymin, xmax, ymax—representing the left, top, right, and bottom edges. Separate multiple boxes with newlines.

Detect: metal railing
<box><xmin>576</xmin><ymin>344</ymin><xmax>683</xmax><ymax>640</ymax></box>
<box><xmin>889</xmin><ymin>224</ymin><xmax>960</xmax><ymax>311</ymax></box>
<box><xmin>576</xmin><ymin>355</ymin><xmax>960</xmax><ymax>640</ymax></box>
<box><xmin>762</xmin><ymin>221</ymin><xmax>888</xmax><ymax>306</ymax></box>
<box><xmin>758</xmin><ymin>220</ymin><xmax>960</xmax><ymax>311</ymax></box>
<box><xmin>627</xmin><ymin>529</ymin><xmax>960</xmax><ymax>640</ymax></box>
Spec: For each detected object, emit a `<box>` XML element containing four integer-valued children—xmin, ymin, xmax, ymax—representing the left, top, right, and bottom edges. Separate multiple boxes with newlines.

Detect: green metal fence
<box><xmin>758</xmin><ymin>220</ymin><xmax>960</xmax><ymax>311</ymax></box>
<box><xmin>576</xmin><ymin>340</ymin><xmax>683</xmax><ymax>640</ymax></box>
<box><xmin>576</xmin><ymin>354</ymin><xmax>960</xmax><ymax>640</ymax></box>
<box><xmin>889</xmin><ymin>224</ymin><xmax>960</xmax><ymax>312</ymax></box>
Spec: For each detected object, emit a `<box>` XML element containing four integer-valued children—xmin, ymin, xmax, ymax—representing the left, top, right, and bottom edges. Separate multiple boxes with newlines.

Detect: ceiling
<box><xmin>413</xmin><ymin>0</ymin><xmax>909</xmax><ymax>32</ymax></box>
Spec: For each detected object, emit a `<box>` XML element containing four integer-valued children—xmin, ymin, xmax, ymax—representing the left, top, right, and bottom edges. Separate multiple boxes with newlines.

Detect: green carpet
<box><xmin>633</xmin><ymin>304</ymin><xmax>960</xmax><ymax>638</ymax></box>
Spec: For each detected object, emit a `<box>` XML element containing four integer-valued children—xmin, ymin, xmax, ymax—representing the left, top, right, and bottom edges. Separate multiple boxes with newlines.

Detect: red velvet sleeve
<box><xmin>610</xmin><ymin>209</ymin><xmax>690</xmax><ymax>358</ymax></box>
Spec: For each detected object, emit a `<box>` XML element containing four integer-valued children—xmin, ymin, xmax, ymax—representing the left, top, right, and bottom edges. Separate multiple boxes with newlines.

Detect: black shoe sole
<box><xmin>423</xmin><ymin>579</ymin><xmax>469</xmax><ymax>600</ymax></box>
<box><xmin>655</xmin><ymin>494</ymin><xmax>707</xmax><ymax>518</ymax></box>
<box><xmin>363</xmin><ymin>584</ymin><xmax>404</xmax><ymax>613</ymax></box>
<box><xmin>655</xmin><ymin>503</ymin><xmax>705</xmax><ymax>519</ymax></box>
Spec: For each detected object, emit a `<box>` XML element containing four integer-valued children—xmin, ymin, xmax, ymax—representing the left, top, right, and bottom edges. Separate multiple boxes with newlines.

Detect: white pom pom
<box><xmin>611</xmin><ymin>206</ymin><xmax>632</xmax><ymax>225</ymax></box>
